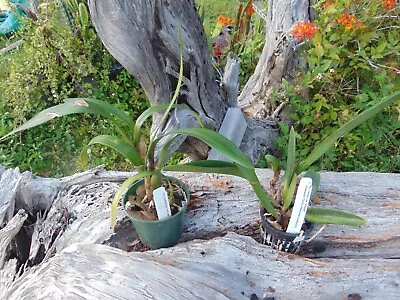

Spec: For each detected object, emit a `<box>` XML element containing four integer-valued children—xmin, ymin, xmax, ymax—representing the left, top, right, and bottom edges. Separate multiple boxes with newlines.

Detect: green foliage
<box><xmin>1</xmin><ymin>37</ymin><xmax>269</xmax><ymax>228</ymax></box>
<box><xmin>306</xmin><ymin>207</ymin><xmax>366</xmax><ymax>226</ymax></box>
<box><xmin>168</xmin><ymin>92</ymin><xmax>399</xmax><ymax>227</ymax></box>
<box><xmin>195</xmin><ymin>0</ymin><xmax>239</xmax><ymax>38</ymax></box>
<box><xmin>0</xmin><ymin>2</ymin><xmax>149</xmax><ymax>176</ymax></box>
<box><xmin>281</xmin><ymin>0</ymin><xmax>400</xmax><ymax>172</ymax></box>
<box><xmin>262</xmin><ymin>91</ymin><xmax>399</xmax><ymax>227</ymax></box>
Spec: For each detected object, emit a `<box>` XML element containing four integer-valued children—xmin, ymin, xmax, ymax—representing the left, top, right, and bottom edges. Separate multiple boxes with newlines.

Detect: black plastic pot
<box><xmin>123</xmin><ymin>176</ymin><xmax>190</xmax><ymax>249</ymax></box>
<box><xmin>260</xmin><ymin>207</ymin><xmax>314</xmax><ymax>254</ymax></box>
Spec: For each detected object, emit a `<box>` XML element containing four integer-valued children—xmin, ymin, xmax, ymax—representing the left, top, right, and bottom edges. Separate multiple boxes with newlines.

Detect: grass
<box><xmin>197</xmin><ymin>0</ymin><xmax>241</xmax><ymax>38</ymax></box>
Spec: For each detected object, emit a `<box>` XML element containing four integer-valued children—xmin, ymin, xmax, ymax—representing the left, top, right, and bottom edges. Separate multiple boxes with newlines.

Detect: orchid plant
<box><xmin>166</xmin><ymin>91</ymin><xmax>400</xmax><ymax>229</ymax></box>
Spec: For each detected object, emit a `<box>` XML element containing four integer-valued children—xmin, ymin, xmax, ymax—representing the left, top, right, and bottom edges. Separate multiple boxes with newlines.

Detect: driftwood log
<box><xmin>0</xmin><ymin>166</ymin><xmax>399</xmax><ymax>299</ymax></box>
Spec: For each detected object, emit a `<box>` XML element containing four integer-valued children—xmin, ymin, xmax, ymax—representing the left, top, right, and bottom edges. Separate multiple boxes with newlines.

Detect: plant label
<box><xmin>153</xmin><ymin>187</ymin><xmax>171</xmax><ymax>221</ymax></box>
<box><xmin>286</xmin><ymin>177</ymin><xmax>313</xmax><ymax>234</ymax></box>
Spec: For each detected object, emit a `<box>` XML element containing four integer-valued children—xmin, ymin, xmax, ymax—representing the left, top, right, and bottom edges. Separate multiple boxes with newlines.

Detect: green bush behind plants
<box><xmin>278</xmin><ymin>0</ymin><xmax>399</xmax><ymax>172</ymax></box>
<box><xmin>0</xmin><ymin>1</ymin><xmax>149</xmax><ymax>177</ymax></box>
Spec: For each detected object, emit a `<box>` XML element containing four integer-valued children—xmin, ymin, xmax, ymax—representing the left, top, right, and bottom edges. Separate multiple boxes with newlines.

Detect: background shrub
<box><xmin>278</xmin><ymin>0</ymin><xmax>399</xmax><ymax>172</ymax></box>
<box><xmin>0</xmin><ymin>1</ymin><xmax>149</xmax><ymax>177</ymax></box>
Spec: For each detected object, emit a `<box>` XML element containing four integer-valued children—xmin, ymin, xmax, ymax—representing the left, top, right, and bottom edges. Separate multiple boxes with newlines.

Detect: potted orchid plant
<box><xmin>0</xmin><ymin>40</ymin><xmax>256</xmax><ymax>249</ymax></box>
<box><xmin>166</xmin><ymin>91</ymin><xmax>400</xmax><ymax>253</ymax></box>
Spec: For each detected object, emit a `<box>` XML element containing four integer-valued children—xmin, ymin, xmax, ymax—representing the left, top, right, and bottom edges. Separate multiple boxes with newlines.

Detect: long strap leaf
<box><xmin>159</xmin><ymin>127</ymin><xmax>254</xmax><ymax>169</ymax></box>
<box><xmin>80</xmin><ymin>135</ymin><xmax>144</xmax><ymax>167</ymax></box>
<box><xmin>282</xmin><ymin>173</ymin><xmax>297</xmax><ymax>211</ymax></box>
<box><xmin>64</xmin><ymin>98</ymin><xmax>135</xmax><ymax>130</ymax></box>
<box><xmin>65</xmin><ymin>98</ymin><xmax>135</xmax><ymax>142</ymax></box>
<box><xmin>0</xmin><ymin>101</ymin><xmax>96</xmax><ymax>141</ymax></box>
<box><xmin>282</xmin><ymin>127</ymin><xmax>296</xmax><ymax>199</ymax></box>
<box><xmin>110</xmin><ymin>170</ymin><xmax>162</xmax><ymax>228</ymax></box>
<box><xmin>163</xmin><ymin>160</ymin><xmax>246</xmax><ymax>178</ymax></box>
<box><xmin>152</xmin><ymin>28</ymin><xmax>184</xmax><ymax>139</ymax></box>
<box><xmin>236</xmin><ymin>164</ymin><xmax>279</xmax><ymax>219</ymax></box>
<box><xmin>306</xmin><ymin>207</ymin><xmax>366</xmax><ymax>226</ymax></box>
<box><xmin>133</xmin><ymin>104</ymin><xmax>198</xmax><ymax>145</ymax></box>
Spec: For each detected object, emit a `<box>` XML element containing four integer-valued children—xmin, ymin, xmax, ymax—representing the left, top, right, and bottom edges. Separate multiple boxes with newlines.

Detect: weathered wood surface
<box><xmin>0</xmin><ymin>210</ymin><xmax>27</xmax><ymax>268</ymax></box>
<box><xmin>238</xmin><ymin>0</ymin><xmax>312</xmax><ymax>117</ymax></box>
<box><xmin>0</xmin><ymin>167</ymin><xmax>399</xmax><ymax>299</ymax></box>
<box><xmin>3</xmin><ymin>233</ymin><xmax>400</xmax><ymax>300</ymax></box>
<box><xmin>87</xmin><ymin>0</ymin><xmax>277</xmax><ymax>163</ymax></box>
<box><xmin>178</xmin><ymin>170</ymin><xmax>400</xmax><ymax>258</ymax></box>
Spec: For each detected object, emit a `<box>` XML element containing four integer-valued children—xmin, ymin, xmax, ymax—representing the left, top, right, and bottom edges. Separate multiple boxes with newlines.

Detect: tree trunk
<box><xmin>238</xmin><ymin>0</ymin><xmax>312</xmax><ymax>117</ymax></box>
<box><xmin>88</xmin><ymin>0</ymin><xmax>278</xmax><ymax>163</ymax></box>
<box><xmin>1</xmin><ymin>167</ymin><xmax>399</xmax><ymax>299</ymax></box>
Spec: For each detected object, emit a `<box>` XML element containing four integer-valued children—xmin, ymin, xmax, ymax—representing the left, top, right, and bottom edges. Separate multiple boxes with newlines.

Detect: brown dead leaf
<box><xmin>46</xmin><ymin>113</ymin><xmax>60</xmax><ymax>119</ymax></box>
<box><xmin>246</xmin><ymin>277</ymin><xmax>255</xmax><ymax>287</ymax></box>
<box><xmin>320</xmin><ymin>195</ymin><xmax>337</xmax><ymax>204</ymax></box>
<box><xmin>307</xmin><ymin>271</ymin><xmax>327</xmax><ymax>276</ymax></box>
<box><xmin>74</xmin><ymin>100</ymin><xmax>89</xmax><ymax>107</ymax></box>
<box><xmin>135</xmin><ymin>186</ymin><xmax>146</xmax><ymax>201</ymax></box>
<box><xmin>324</xmin><ymin>235</ymin><xmax>392</xmax><ymax>243</ymax></box>
<box><xmin>187</xmin><ymin>197</ymin><xmax>204</xmax><ymax>210</ymax></box>
<box><xmin>206</xmin><ymin>178</ymin><xmax>233</xmax><ymax>191</ymax></box>
<box><xmin>139</xmin><ymin>135</ymin><xmax>147</xmax><ymax>159</ymax></box>
<box><xmin>381</xmin><ymin>202</ymin><xmax>400</xmax><ymax>208</ymax></box>
<box><xmin>266</xmin><ymin>287</ymin><xmax>275</xmax><ymax>293</ymax></box>
<box><xmin>126</xmin><ymin>209</ymin><xmax>157</xmax><ymax>221</ymax></box>
<box><xmin>302</xmin><ymin>257</ymin><xmax>330</xmax><ymax>267</ymax></box>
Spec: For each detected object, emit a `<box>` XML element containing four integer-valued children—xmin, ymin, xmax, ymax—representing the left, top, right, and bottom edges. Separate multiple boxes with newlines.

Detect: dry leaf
<box><xmin>74</xmin><ymin>100</ymin><xmax>89</xmax><ymax>107</ymax></box>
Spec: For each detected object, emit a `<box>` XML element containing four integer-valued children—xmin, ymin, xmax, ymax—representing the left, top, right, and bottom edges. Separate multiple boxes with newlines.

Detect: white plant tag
<box><xmin>286</xmin><ymin>177</ymin><xmax>313</xmax><ymax>234</ymax></box>
<box><xmin>153</xmin><ymin>187</ymin><xmax>171</xmax><ymax>221</ymax></box>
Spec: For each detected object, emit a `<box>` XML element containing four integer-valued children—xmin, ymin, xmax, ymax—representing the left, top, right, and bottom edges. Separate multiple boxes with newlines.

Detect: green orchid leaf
<box><xmin>282</xmin><ymin>173</ymin><xmax>298</xmax><ymax>211</ymax></box>
<box><xmin>64</xmin><ymin>98</ymin><xmax>134</xmax><ymax>128</ymax></box>
<box><xmin>134</xmin><ymin>104</ymin><xmax>193</xmax><ymax>145</ymax></box>
<box><xmin>297</xmin><ymin>91</ymin><xmax>400</xmax><ymax>173</ymax></box>
<box><xmin>78</xmin><ymin>2</ymin><xmax>89</xmax><ymax>27</ymax></box>
<box><xmin>151</xmin><ymin>28</ymin><xmax>185</xmax><ymax>140</ymax></box>
<box><xmin>80</xmin><ymin>135</ymin><xmax>143</xmax><ymax>167</ymax></box>
<box><xmin>304</xmin><ymin>170</ymin><xmax>320</xmax><ymax>200</ymax></box>
<box><xmin>0</xmin><ymin>98</ymin><xmax>136</xmax><ymax>144</ymax></box>
<box><xmin>306</xmin><ymin>207</ymin><xmax>366</xmax><ymax>226</ymax></box>
<box><xmin>282</xmin><ymin>127</ymin><xmax>296</xmax><ymax>198</ymax></box>
<box><xmin>236</xmin><ymin>164</ymin><xmax>279</xmax><ymax>219</ymax></box>
<box><xmin>163</xmin><ymin>128</ymin><xmax>254</xmax><ymax>169</ymax></box>
<box><xmin>157</xmin><ymin>136</ymin><xmax>179</xmax><ymax>169</ymax></box>
<box><xmin>163</xmin><ymin>160</ymin><xmax>245</xmax><ymax>178</ymax></box>
<box><xmin>111</xmin><ymin>170</ymin><xmax>163</xmax><ymax>228</ymax></box>
<box><xmin>264</xmin><ymin>154</ymin><xmax>280</xmax><ymax>174</ymax></box>
<box><xmin>0</xmin><ymin>100</ymin><xmax>97</xmax><ymax>141</ymax></box>
<box><xmin>64</xmin><ymin>98</ymin><xmax>135</xmax><ymax>140</ymax></box>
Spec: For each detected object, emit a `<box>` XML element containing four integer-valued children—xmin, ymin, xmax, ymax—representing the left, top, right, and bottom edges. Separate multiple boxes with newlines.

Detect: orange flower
<box><xmin>217</xmin><ymin>16</ymin><xmax>235</xmax><ymax>26</ymax></box>
<box><xmin>244</xmin><ymin>0</ymin><xmax>256</xmax><ymax>15</ymax></box>
<box><xmin>291</xmin><ymin>21</ymin><xmax>318</xmax><ymax>42</ymax></box>
<box><xmin>337</xmin><ymin>13</ymin><xmax>365</xmax><ymax>30</ymax></box>
<box><xmin>382</xmin><ymin>0</ymin><xmax>396</xmax><ymax>9</ymax></box>
<box><xmin>322</xmin><ymin>1</ymin><xmax>335</xmax><ymax>9</ymax></box>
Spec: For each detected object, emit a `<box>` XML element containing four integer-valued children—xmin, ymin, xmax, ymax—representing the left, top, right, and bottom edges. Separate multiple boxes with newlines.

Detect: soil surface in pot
<box><xmin>125</xmin><ymin>180</ymin><xmax>187</xmax><ymax>221</ymax></box>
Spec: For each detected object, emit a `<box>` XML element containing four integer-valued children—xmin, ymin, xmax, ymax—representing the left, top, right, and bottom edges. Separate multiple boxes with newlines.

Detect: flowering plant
<box><xmin>291</xmin><ymin>21</ymin><xmax>319</xmax><ymax>42</ymax></box>
<box><xmin>216</xmin><ymin>15</ymin><xmax>235</xmax><ymax>26</ymax></box>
